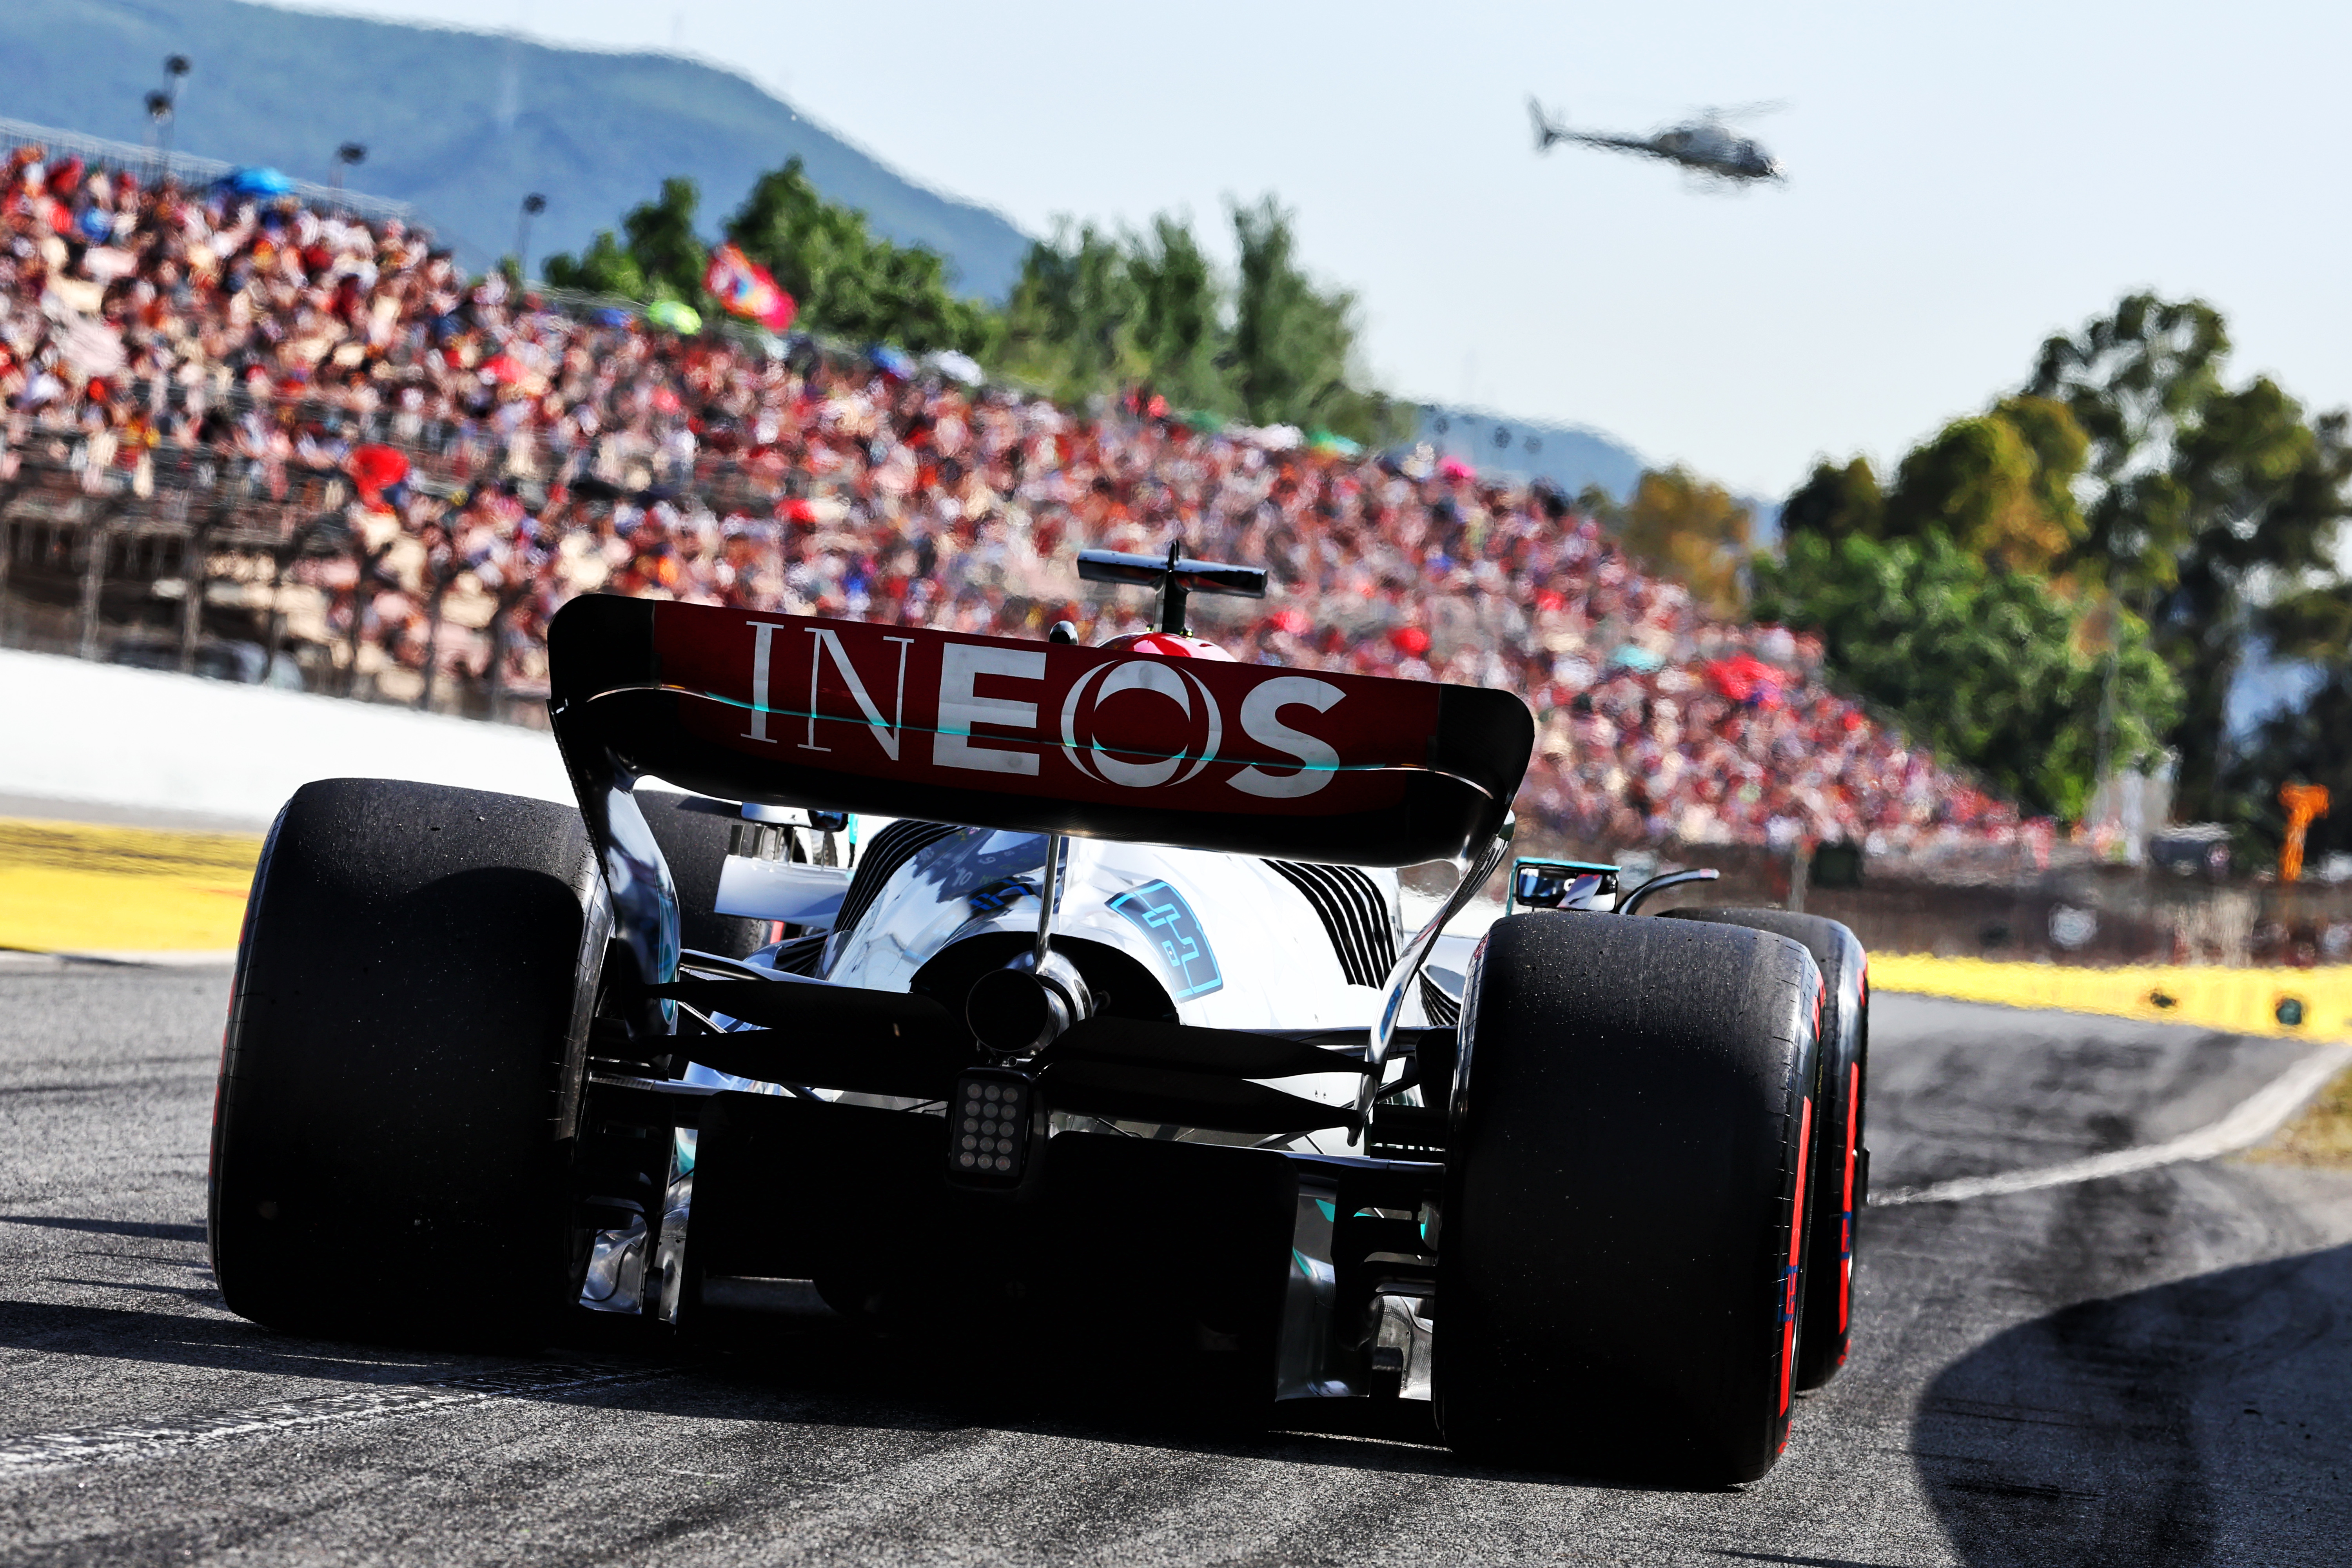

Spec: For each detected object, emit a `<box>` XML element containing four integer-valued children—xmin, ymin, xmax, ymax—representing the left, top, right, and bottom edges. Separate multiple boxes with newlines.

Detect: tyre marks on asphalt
<box><xmin>0</xmin><ymin>1359</ymin><xmax>674</xmax><ymax>1475</ymax></box>
<box><xmin>1909</xmin><ymin>1160</ymin><xmax>2352</xmax><ymax>1568</ymax></box>
<box><xmin>1875</xmin><ymin>1046</ymin><xmax>2349</xmax><ymax>1207</ymax></box>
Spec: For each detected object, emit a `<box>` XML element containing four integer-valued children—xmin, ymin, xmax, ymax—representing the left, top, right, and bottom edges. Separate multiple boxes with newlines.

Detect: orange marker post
<box><xmin>2279</xmin><ymin>783</ymin><xmax>2330</xmax><ymax>883</ymax></box>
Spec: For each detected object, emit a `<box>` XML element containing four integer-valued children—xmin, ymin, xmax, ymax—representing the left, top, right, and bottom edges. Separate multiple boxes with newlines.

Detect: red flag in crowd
<box><xmin>1705</xmin><ymin>652</ymin><xmax>1786</xmax><ymax>708</ymax></box>
<box><xmin>704</xmin><ymin>243</ymin><xmax>797</xmax><ymax>333</ymax></box>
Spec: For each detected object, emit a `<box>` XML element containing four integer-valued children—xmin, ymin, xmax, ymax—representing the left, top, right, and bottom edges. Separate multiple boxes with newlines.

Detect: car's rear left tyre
<box><xmin>1665</xmin><ymin>907</ymin><xmax>1866</xmax><ymax>1389</ymax></box>
<box><xmin>1436</xmin><ymin>913</ymin><xmax>1822</xmax><ymax>1483</ymax></box>
<box><xmin>207</xmin><ymin>779</ymin><xmax>601</xmax><ymax>1344</ymax></box>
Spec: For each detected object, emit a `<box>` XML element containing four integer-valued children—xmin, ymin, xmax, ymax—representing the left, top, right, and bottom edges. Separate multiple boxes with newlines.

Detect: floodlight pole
<box><xmin>515</xmin><ymin>193</ymin><xmax>546</xmax><ymax>279</ymax></box>
<box><xmin>332</xmin><ymin>142</ymin><xmax>366</xmax><ymax>194</ymax></box>
<box><xmin>153</xmin><ymin>55</ymin><xmax>190</xmax><ymax>176</ymax></box>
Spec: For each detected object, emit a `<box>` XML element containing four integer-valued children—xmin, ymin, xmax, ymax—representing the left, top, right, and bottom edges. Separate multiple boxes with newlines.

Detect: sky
<box><xmin>281</xmin><ymin>0</ymin><xmax>2350</xmax><ymax>501</ymax></box>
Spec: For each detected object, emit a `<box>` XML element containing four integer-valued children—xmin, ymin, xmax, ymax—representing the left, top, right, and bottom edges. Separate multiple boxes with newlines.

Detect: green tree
<box><xmin>1782</xmin><ymin>457</ymin><xmax>1884</xmax><ymax>542</ymax></box>
<box><xmin>540</xmin><ymin>227</ymin><xmax>650</xmax><ymax>300</ymax></box>
<box><xmin>1230</xmin><ymin>196</ymin><xmax>1358</xmax><ymax>434</ymax></box>
<box><xmin>996</xmin><ymin>221</ymin><xmax>1147</xmax><ymax>402</ymax></box>
<box><xmin>725</xmin><ymin>158</ymin><xmax>990</xmax><ymax>353</ymax></box>
<box><xmin>1125</xmin><ymin>214</ymin><xmax>1230</xmax><ymax>413</ymax></box>
<box><xmin>1617</xmin><ymin>467</ymin><xmax>1752</xmax><ymax>614</ymax></box>
<box><xmin>543</xmin><ymin>177</ymin><xmax>706</xmax><ymax>302</ymax></box>
<box><xmin>1752</xmin><ymin>530</ymin><xmax>2179</xmax><ymax>819</ymax></box>
<box><xmin>995</xmin><ymin>201</ymin><xmax>1399</xmax><ymax>440</ymax></box>
<box><xmin>1791</xmin><ymin>399</ymin><xmax>2088</xmax><ymax>573</ymax></box>
<box><xmin>2029</xmin><ymin>294</ymin><xmax>2229</xmax><ymax>592</ymax></box>
<box><xmin>1881</xmin><ymin>396</ymin><xmax>2089</xmax><ymax>573</ymax></box>
<box><xmin>2029</xmin><ymin>295</ymin><xmax>2352</xmax><ymax>820</ymax></box>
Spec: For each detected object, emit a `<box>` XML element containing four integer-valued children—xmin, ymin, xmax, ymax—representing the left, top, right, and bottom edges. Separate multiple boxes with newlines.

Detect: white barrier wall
<box><xmin>0</xmin><ymin>649</ymin><xmax>576</xmax><ymax>828</ymax></box>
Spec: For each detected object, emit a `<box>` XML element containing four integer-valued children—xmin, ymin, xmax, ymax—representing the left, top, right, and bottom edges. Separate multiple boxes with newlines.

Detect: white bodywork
<box><xmin>593</xmin><ymin>814</ymin><xmax>1460</xmax><ymax>1403</ymax></box>
<box><xmin>815</xmin><ymin>826</ymin><xmax>1418</xmax><ymax>1152</ymax></box>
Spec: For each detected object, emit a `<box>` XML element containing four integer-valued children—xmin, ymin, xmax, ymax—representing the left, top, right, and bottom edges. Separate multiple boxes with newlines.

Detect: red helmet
<box><xmin>1097</xmin><ymin>632</ymin><xmax>1237</xmax><ymax>662</ymax></box>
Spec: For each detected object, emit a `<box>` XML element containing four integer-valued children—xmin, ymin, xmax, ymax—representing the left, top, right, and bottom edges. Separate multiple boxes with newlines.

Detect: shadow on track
<box><xmin>0</xmin><ymin>1215</ymin><xmax>208</xmax><ymax>1243</ymax></box>
<box><xmin>1913</xmin><ymin>1238</ymin><xmax>2352</xmax><ymax>1566</ymax></box>
<box><xmin>0</xmin><ymin>1283</ymin><xmax>1710</xmax><ymax>1493</ymax></box>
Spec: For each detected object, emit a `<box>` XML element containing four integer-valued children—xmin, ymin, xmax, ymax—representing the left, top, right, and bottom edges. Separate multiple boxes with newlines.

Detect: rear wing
<box><xmin>547</xmin><ymin>594</ymin><xmax>1532</xmax><ymax>869</ymax></box>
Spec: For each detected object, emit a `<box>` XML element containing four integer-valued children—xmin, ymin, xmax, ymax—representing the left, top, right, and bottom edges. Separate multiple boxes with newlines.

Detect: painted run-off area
<box><xmin>0</xmin><ymin>819</ymin><xmax>257</xmax><ymax>954</ymax></box>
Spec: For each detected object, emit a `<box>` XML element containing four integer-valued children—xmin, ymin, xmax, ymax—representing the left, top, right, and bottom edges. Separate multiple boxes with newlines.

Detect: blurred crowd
<box><xmin>0</xmin><ymin>147</ymin><xmax>2024</xmax><ymax>853</ymax></box>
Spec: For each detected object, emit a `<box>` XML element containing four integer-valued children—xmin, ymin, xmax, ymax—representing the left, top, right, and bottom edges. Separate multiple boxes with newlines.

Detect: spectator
<box><xmin>0</xmin><ymin>143</ymin><xmax>2024</xmax><ymax>855</ymax></box>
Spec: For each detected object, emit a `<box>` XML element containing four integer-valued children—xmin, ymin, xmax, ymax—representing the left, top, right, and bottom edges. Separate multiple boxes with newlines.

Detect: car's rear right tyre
<box><xmin>1436</xmin><ymin>913</ymin><xmax>1822</xmax><ymax>1483</ymax></box>
<box><xmin>1665</xmin><ymin>907</ymin><xmax>1867</xmax><ymax>1390</ymax></box>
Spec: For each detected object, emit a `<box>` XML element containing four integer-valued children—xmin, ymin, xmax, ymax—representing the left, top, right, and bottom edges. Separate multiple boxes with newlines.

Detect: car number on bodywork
<box><xmin>1109</xmin><ymin>880</ymin><xmax>1223</xmax><ymax>1000</ymax></box>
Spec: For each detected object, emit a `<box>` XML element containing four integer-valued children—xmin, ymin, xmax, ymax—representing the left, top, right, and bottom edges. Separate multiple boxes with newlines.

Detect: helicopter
<box><xmin>1529</xmin><ymin>97</ymin><xmax>1785</xmax><ymax>183</ymax></box>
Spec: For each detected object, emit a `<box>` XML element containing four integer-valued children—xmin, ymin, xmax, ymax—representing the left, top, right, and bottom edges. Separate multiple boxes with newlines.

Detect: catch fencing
<box><xmin>0</xmin><ymin>115</ymin><xmax>417</xmax><ymax>229</ymax></box>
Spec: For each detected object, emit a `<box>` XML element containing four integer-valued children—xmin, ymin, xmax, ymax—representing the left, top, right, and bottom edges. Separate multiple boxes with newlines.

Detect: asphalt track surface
<box><xmin>3</xmin><ymin>965</ymin><xmax>2349</xmax><ymax>1567</ymax></box>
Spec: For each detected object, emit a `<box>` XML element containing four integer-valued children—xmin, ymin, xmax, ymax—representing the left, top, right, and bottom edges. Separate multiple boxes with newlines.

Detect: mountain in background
<box><xmin>0</xmin><ymin>0</ymin><xmax>1035</xmax><ymax>298</ymax></box>
<box><xmin>1414</xmin><ymin>404</ymin><xmax>1646</xmax><ymax>504</ymax></box>
<box><xmin>1413</xmin><ymin>405</ymin><xmax>1777</xmax><ymax>530</ymax></box>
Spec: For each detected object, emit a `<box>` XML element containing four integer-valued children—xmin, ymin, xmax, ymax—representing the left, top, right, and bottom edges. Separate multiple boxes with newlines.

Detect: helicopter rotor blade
<box><xmin>1701</xmin><ymin>98</ymin><xmax>1791</xmax><ymax>124</ymax></box>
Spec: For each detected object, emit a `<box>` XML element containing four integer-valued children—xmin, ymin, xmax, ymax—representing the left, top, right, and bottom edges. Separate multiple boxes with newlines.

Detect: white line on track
<box><xmin>1872</xmin><ymin>1045</ymin><xmax>2350</xmax><ymax>1207</ymax></box>
<box><xmin>0</xmin><ymin>1360</ymin><xmax>671</xmax><ymax>1475</ymax></box>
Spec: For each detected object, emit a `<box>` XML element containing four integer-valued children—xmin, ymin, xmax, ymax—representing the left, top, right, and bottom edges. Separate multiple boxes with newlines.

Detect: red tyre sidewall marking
<box><xmin>1839</xmin><ymin>1059</ymin><xmax>1858</xmax><ymax>1334</ymax></box>
<box><xmin>1778</xmin><ymin>1093</ymin><xmax>1812</xmax><ymax>1439</ymax></box>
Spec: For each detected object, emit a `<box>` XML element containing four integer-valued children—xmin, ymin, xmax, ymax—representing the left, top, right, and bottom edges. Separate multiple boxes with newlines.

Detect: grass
<box><xmin>2247</xmin><ymin>1063</ymin><xmax>2352</xmax><ymax>1170</ymax></box>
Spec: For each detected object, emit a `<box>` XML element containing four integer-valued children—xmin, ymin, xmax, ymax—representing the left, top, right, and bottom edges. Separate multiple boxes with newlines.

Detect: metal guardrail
<box><xmin>0</xmin><ymin>114</ymin><xmax>418</xmax><ymax>228</ymax></box>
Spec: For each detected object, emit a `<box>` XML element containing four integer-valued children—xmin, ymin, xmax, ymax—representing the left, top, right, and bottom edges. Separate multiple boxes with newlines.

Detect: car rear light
<box><xmin>950</xmin><ymin>1070</ymin><xmax>1036</xmax><ymax>1185</ymax></box>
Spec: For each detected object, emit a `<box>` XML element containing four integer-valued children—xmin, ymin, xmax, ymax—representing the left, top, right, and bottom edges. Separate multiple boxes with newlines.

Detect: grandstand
<box><xmin>0</xmin><ymin>133</ymin><xmax>2025</xmax><ymax>859</ymax></box>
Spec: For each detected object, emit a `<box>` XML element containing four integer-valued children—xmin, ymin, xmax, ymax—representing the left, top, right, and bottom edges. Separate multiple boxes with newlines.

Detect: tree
<box><xmin>539</xmin><ymin>227</ymin><xmax>649</xmax><ymax>301</ymax></box>
<box><xmin>543</xmin><ymin>164</ymin><xmax>991</xmax><ymax>353</ymax></box>
<box><xmin>2028</xmin><ymin>293</ymin><xmax>2229</xmax><ymax>593</ymax></box>
<box><xmin>1230</xmin><ymin>196</ymin><xmax>1360</xmax><ymax>435</ymax></box>
<box><xmin>1881</xmin><ymin>396</ymin><xmax>2089</xmax><ymax>573</ymax></box>
<box><xmin>1751</xmin><ymin>530</ymin><xmax>2179</xmax><ymax>819</ymax></box>
<box><xmin>1615</xmin><ymin>467</ymin><xmax>1752</xmax><ymax>614</ymax></box>
<box><xmin>1125</xmin><ymin>215</ymin><xmax>1229</xmax><ymax>414</ymax></box>
<box><xmin>2029</xmin><ymin>295</ymin><xmax>2352</xmax><ymax>820</ymax></box>
<box><xmin>542</xmin><ymin>177</ymin><xmax>705</xmax><ymax>302</ymax></box>
<box><xmin>995</xmin><ymin>200</ymin><xmax>1400</xmax><ymax>440</ymax></box>
<box><xmin>725</xmin><ymin>159</ymin><xmax>990</xmax><ymax>354</ymax></box>
<box><xmin>1789</xmin><ymin>399</ymin><xmax>2088</xmax><ymax>574</ymax></box>
<box><xmin>1782</xmin><ymin>457</ymin><xmax>1883</xmax><ymax>543</ymax></box>
<box><xmin>996</xmin><ymin>221</ymin><xmax>1147</xmax><ymax>403</ymax></box>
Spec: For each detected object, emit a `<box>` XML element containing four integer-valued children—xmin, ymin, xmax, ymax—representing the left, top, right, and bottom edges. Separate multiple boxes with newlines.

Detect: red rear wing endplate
<box><xmin>548</xmin><ymin>595</ymin><xmax>1533</xmax><ymax>868</ymax></box>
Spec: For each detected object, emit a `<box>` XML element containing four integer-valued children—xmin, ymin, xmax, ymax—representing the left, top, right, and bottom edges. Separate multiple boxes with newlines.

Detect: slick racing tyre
<box><xmin>1666</xmin><ymin>908</ymin><xmax>1867</xmax><ymax>1390</ymax></box>
<box><xmin>1436</xmin><ymin>913</ymin><xmax>1822</xmax><ymax>1484</ymax></box>
<box><xmin>638</xmin><ymin>789</ymin><xmax>770</xmax><ymax>959</ymax></box>
<box><xmin>208</xmin><ymin>779</ymin><xmax>601</xmax><ymax>1345</ymax></box>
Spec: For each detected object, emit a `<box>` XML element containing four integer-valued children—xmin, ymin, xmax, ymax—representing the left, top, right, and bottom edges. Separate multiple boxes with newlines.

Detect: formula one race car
<box><xmin>207</xmin><ymin>547</ymin><xmax>1869</xmax><ymax>1483</ymax></box>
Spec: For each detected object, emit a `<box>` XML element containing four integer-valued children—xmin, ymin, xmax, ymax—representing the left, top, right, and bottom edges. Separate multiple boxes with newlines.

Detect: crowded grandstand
<box><xmin>0</xmin><ymin>144</ymin><xmax>2025</xmax><ymax>855</ymax></box>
